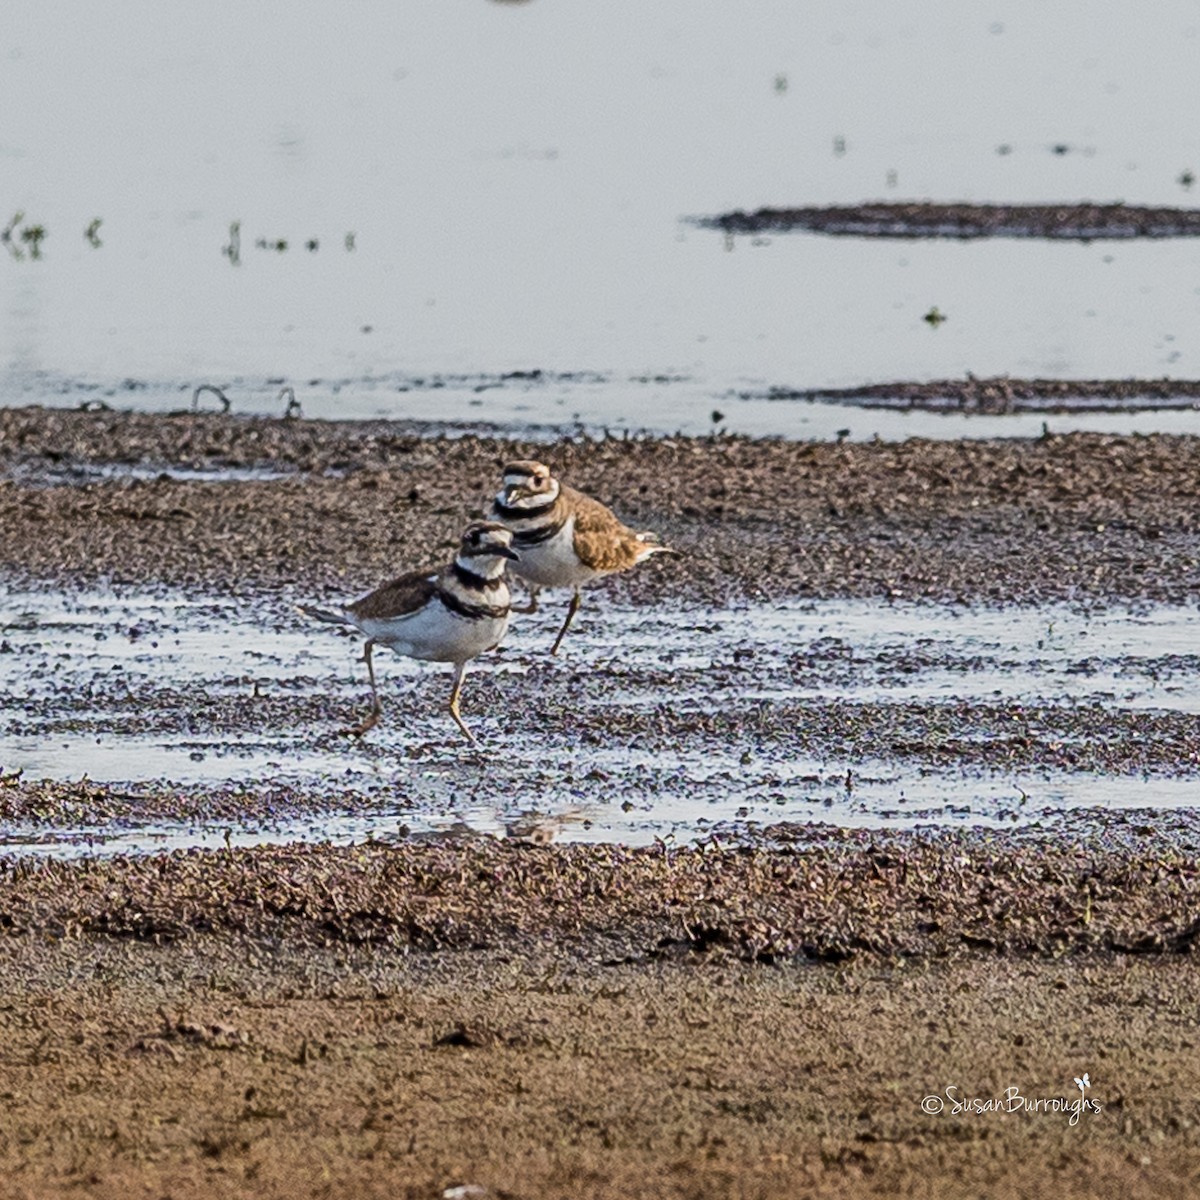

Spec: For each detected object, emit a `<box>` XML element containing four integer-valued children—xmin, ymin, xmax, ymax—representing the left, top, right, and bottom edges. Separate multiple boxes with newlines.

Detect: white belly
<box><xmin>357</xmin><ymin>601</ymin><xmax>510</xmax><ymax>664</ymax></box>
<box><xmin>512</xmin><ymin>517</ymin><xmax>602</xmax><ymax>589</ymax></box>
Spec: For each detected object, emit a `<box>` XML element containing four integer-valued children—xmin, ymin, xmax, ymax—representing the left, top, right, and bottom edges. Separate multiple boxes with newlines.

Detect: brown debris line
<box><xmin>2</xmin><ymin>832</ymin><xmax>1199</xmax><ymax>962</ymax></box>
<box><xmin>756</xmin><ymin>375</ymin><xmax>1200</xmax><ymax>414</ymax></box>
<box><xmin>2</xmin><ymin>409</ymin><xmax>1200</xmax><ymax>603</ymax></box>
<box><xmin>696</xmin><ymin>201</ymin><xmax>1200</xmax><ymax>239</ymax></box>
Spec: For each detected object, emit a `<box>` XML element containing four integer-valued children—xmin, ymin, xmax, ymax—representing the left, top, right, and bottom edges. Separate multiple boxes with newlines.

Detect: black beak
<box><xmin>498</xmin><ymin>545</ymin><xmax>520</xmax><ymax>562</ymax></box>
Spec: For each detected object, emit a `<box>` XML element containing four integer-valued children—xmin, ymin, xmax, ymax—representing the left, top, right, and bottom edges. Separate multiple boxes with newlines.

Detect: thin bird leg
<box><xmin>510</xmin><ymin>583</ymin><xmax>540</xmax><ymax>615</ymax></box>
<box><xmin>550</xmin><ymin>588</ymin><xmax>583</xmax><ymax>657</ymax></box>
<box><xmin>339</xmin><ymin>638</ymin><xmax>382</xmax><ymax>737</ymax></box>
<box><xmin>447</xmin><ymin>661</ymin><xmax>478</xmax><ymax>746</ymax></box>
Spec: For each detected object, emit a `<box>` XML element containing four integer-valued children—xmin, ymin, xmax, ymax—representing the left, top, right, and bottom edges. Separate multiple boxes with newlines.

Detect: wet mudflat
<box><xmin>3</xmin><ymin>411</ymin><xmax>1200</xmax><ymax>1195</ymax></box>
<box><xmin>2</xmin><ymin>407</ymin><xmax>1198</xmax><ymax>604</ymax></box>
<box><xmin>1</xmin><ymin>410</ymin><xmax>1199</xmax><ymax>851</ymax></box>
<box><xmin>696</xmin><ymin>201</ymin><xmax>1200</xmax><ymax>238</ymax></box>
<box><xmin>700</xmin><ymin>202</ymin><xmax>1200</xmax><ymax>239</ymax></box>
<box><xmin>3</xmin><ymin>589</ymin><xmax>1200</xmax><ymax>852</ymax></box>
<box><xmin>750</xmin><ymin>376</ymin><xmax>1200</xmax><ymax>414</ymax></box>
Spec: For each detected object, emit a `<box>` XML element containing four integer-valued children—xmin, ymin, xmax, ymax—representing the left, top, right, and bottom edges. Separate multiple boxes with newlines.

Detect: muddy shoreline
<box><xmin>3</xmin><ymin>407</ymin><xmax>1199</xmax><ymax>843</ymax></box>
<box><xmin>4</xmin><ymin>822</ymin><xmax>1200</xmax><ymax>958</ymax></box>
<box><xmin>4</xmin><ymin>409</ymin><xmax>1200</xmax><ymax>1194</ymax></box>
<box><xmin>1</xmin><ymin>831</ymin><xmax>1199</xmax><ymax>1197</ymax></box>
<box><xmin>2</xmin><ymin>408</ymin><xmax>1198</xmax><ymax>605</ymax></box>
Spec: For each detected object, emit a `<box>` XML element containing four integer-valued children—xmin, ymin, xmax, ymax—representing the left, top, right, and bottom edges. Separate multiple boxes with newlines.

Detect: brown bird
<box><xmin>491</xmin><ymin>460</ymin><xmax>672</xmax><ymax>654</ymax></box>
<box><xmin>299</xmin><ymin>521</ymin><xmax>518</xmax><ymax>743</ymax></box>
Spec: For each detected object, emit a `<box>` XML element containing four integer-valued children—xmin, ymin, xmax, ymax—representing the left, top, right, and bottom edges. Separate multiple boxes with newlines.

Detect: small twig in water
<box><xmin>192</xmin><ymin>384</ymin><xmax>232</xmax><ymax>413</ymax></box>
<box><xmin>223</xmin><ymin>221</ymin><xmax>242</xmax><ymax>266</ymax></box>
<box><xmin>20</xmin><ymin>225</ymin><xmax>46</xmax><ymax>259</ymax></box>
<box><xmin>1</xmin><ymin>211</ymin><xmax>24</xmax><ymax>258</ymax></box>
<box><xmin>279</xmin><ymin>386</ymin><xmax>303</xmax><ymax>419</ymax></box>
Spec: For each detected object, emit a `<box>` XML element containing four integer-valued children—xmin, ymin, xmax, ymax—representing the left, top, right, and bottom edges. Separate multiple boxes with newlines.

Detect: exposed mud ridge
<box><xmin>697</xmin><ymin>201</ymin><xmax>1200</xmax><ymax>239</ymax></box>
<box><xmin>8</xmin><ymin>688</ymin><xmax>1200</xmax><ymax>790</ymax></box>
<box><xmin>0</xmin><ymin>777</ymin><xmax>380</xmax><ymax>828</ymax></box>
<box><xmin>1</xmin><ymin>895</ymin><xmax>1196</xmax><ymax>1200</ymax></box>
<box><xmin>2</xmin><ymin>408</ymin><xmax>1199</xmax><ymax>605</ymax></box>
<box><xmin>751</xmin><ymin>376</ymin><xmax>1200</xmax><ymax>414</ymax></box>
<box><xmin>2</xmin><ymin>825</ymin><xmax>1199</xmax><ymax>959</ymax></box>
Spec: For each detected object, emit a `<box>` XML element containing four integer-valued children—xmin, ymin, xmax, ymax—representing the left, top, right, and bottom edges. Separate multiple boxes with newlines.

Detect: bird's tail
<box><xmin>635</xmin><ymin>531</ymin><xmax>679</xmax><ymax>560</ymax></box>
<box><xmin>296</xmin><ymin>603</ymin><xmax>352</xmax><ymax>626</ymax></box>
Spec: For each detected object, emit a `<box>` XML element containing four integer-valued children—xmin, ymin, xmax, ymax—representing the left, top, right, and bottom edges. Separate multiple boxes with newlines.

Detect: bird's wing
<box><xmin>346</xmin><ymin>568</ymin><xmax>438</xmax><ymax>621</ymax></box>
<box><xmin>565</xmin><ymin>485</ymin><xmax>650</xmax><ymax>573</ymax></box>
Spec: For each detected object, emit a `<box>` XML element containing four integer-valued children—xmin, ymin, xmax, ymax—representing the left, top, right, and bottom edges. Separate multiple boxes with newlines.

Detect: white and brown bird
<box><xmin>491</xmin><ymin>459</ymin><xmax>672</xmax><ymax>654</ymax></box>
<box><xmin>300</xmin><ymin>521</ymin><xmax>518</xmax><ymax>744</ymax></box>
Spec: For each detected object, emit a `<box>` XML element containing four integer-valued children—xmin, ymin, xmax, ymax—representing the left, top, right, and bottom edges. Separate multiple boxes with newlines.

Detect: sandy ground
<box><xmin>4</xmin><ymin>410</ymin><xmax>1200</xmax><ymax>1195</ymax></box>
<box><xmin>2</xmin><ymin>832</ymin><xmax>1200</xmax><ymax>1199</ymax></box>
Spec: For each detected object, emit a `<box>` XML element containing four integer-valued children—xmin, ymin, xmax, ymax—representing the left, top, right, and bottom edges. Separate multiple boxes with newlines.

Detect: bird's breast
<box><xmin>511</xmin><ymin>516</ymin><xmax>602</xmax><ymax>587</ymax></box>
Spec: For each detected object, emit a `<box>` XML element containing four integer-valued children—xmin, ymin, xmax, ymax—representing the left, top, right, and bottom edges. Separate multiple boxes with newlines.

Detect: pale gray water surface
<box><xmin>4</xmin><ymin>2</ymin><xmax>1200</xmax><ymax>438</ymax></box>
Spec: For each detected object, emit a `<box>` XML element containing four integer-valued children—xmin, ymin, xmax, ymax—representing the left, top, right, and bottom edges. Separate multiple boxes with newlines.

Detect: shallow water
<box><xmin>3</xmin><ymin>586</ymin><xmax>1199</xmax><ymax>855</ymax></box>
<box><xmin>4</xmin><ymin>2</ymin><xmax>1200</xmax><ymax>439</ymax></box>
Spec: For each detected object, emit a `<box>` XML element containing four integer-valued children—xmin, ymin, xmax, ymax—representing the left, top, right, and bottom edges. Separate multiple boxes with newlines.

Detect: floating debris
<box><xmin>20</xmin><ymin>224</ymin><xmax>46</xmax><ymax>259</ymax></box>
<box><xmin>278</xmin><ymin>386</ymin><xmax>303</xmax><ymax>419</ymax></box>
<box><xmin>2</xmin><ymin>213</ymin><xmax>47</xmax><ymax>260</ymax></box>
<box><xmin>223</xmin><ymin>221</ymin><xmax>241</xmax><ymax>266</ymax></box>
<box><xmin>694</xmin><ymin>202</ymin><xmax>1200</xmax><ymax>240</ymax></box>
<box><xmin>2</xmin><ymin>211</ymin><xmax>27</xmax><ymax>259</ymax></box>
<box><xmin>923</xmin><ymin>306</ymin><xmax>947</xmax><ymax>328</ymax></box>
<box><xmin>84</xmin><ymin>218</ymin><xmax>103</xmax><ymax>248</ymax></box>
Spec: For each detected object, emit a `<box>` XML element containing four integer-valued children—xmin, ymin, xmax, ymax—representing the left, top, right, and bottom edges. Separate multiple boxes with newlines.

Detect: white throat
<box><xmin>457</xmin><ymin>552</ymin><xmax>509</xmax><ymax>580</ymax></box>
<box><xmin>500</xmin><ymin>478</ymin><xmax>561</xmax><ymax>510</ymax></box>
